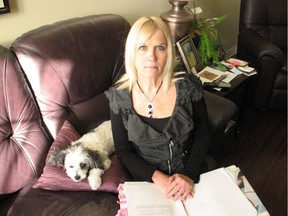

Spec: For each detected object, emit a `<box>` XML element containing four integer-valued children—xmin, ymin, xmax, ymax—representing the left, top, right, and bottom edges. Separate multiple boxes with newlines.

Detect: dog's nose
<box><xmin>74</xmin><ymin>175</ymin><xmax>81</xmax><ymax>180</ymax></box>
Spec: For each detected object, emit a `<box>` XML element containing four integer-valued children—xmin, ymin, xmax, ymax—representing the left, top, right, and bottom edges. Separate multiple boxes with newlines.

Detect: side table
<box><xmin>207</xmin><ymin>74</ymin><xmax>248</xmax><ymax>98</ymax></box>
<box><xmin>205</xmin><ymin>73</ymin><xmax>256</xmax><ymax>135</ymax></box>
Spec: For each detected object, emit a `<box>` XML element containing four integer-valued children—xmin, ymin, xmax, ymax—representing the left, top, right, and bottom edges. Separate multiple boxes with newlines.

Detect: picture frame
<box><xmin>176</xmin><ymin>35</ymin><xmax>201</xmax><ymax>74</ymax></box>
<box><xmin>0</xmin><ymin>0</ymin><xmax>10</xmax><ymax>14</ymax></box>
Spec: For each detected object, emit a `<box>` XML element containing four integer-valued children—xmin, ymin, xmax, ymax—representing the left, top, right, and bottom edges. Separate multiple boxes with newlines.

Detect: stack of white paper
<box><xmin>123</xmin><ymin>168</ymin><xmax>258</xmax><ymax>216</ymax></box>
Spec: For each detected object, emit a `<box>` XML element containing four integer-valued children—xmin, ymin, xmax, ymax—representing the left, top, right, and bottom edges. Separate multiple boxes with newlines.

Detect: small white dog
<box><xmin>48</xmin><ymin>120</ymin><xmax>114</xmax><ymax>190</ymax></box>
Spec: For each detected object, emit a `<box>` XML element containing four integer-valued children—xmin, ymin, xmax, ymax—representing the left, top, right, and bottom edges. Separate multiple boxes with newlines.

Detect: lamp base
<box><xmin>160</xmin><ymin>0</ymin><xmax>194</xmax><ymax>43</ymax></box>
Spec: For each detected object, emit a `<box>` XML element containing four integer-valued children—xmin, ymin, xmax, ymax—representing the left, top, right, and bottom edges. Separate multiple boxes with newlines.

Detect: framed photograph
<box><xmin>0</xmin><ymin>0</ymin><xmax>10</xmax><ymax>14</ymax></box>
<box><xmin>176</xmin><ymin>35</ymin><xmax>201</xmax><ymax>74</ymax></box>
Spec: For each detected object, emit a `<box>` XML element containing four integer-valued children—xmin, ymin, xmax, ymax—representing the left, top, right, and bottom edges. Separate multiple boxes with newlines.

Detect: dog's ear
<box><xmin>48</xmin><ymin>148</ymin><xmax>68</xmax><ymax>168</ymax></box>
<box><xmin>86</xmin><ymin>150</ymin><xmax>104</xmax><ymax>170</ymax></box>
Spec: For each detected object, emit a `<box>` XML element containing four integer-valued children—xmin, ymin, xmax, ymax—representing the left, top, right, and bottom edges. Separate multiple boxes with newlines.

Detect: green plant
<box><xmin>186</xmin><ymin>6</ymin><xmax>227</xmax><ymax>69</ymax></box>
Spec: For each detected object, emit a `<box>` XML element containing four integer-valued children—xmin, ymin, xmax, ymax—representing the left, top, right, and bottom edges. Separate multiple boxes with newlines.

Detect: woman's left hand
<box><xmin>166</xmin><ymin>174</ymin><xmax>194</xmax><ymax>201</ymax></box>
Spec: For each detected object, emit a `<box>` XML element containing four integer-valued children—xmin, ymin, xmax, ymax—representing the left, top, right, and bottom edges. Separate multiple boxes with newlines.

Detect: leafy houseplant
<box><xmin>186</xmin><ymin>6</ymin><xmax>227</xmax><ymax>69</ymax></box>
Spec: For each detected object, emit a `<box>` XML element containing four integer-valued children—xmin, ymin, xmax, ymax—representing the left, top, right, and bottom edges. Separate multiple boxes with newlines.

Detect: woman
<box><xmin>105</xmin><ymin>16</ymin><xmax>210</xmax><ymax>201</ymax></box>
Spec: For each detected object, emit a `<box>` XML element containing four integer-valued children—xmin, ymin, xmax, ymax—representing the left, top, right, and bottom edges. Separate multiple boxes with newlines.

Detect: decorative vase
<box><xmin>160</xmin><ymin>0</ymin><xmax>195</xmax><ymax>43</ymax></box>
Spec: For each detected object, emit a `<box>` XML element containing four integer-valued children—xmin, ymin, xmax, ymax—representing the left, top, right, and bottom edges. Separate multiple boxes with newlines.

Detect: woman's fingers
<box><xmin>166</xmin><ymin>174</ymin><xmax>194</xmax><ymax>201</ymax></box>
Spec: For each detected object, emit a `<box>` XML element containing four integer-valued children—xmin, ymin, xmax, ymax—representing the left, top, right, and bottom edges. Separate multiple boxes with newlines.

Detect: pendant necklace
<box><xmin>137</xmin><ymin>81</ymin><xmax>163</xmax><ymax>118</ymax></box>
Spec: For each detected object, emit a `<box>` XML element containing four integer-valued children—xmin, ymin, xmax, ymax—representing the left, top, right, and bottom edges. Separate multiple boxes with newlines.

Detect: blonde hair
<box><xmin>117</xmin><ymin>16</ymin><xmax>180</xmax><ymax>91</ymax></box>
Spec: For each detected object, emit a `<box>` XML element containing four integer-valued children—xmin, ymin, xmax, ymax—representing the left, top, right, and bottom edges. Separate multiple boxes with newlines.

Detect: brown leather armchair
<box><xmin>237</xmin><ymin>0</ymin><xmax>287</xmax><ymax>110</ymax></box>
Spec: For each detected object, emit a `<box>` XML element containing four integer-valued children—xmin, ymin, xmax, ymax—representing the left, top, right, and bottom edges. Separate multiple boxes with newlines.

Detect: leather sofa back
<box><xmin>0</xmin><ymin>14</ymin><xmax>130</xmax><ymax>196</ymax></box>
<box><xmin>239</xmin><ymin>0</ymin><xmax>287</xmax><ymax>50</ymax></box>
<box><xmin>11</xmin><ymin>14</ymin><xmax>130</xmax><ymax>138</ymax></box>
<box><xmin>0</xmin><ymin>45</ymin><xmax>51</xmax><ymax>194</ymax></box>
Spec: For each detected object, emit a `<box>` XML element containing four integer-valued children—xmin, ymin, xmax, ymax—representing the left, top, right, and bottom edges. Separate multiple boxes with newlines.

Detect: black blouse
<box><xmin>105</xmin><ymin>73</ymin><xmax>210</xmax><ymax>182</ymax></box>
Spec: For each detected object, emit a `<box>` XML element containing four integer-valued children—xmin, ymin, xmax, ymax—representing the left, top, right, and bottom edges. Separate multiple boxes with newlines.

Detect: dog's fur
<box><xmin>48</xmin><ymin>120</ymin><xmax>114</xmax><ymax>190</ymax></box>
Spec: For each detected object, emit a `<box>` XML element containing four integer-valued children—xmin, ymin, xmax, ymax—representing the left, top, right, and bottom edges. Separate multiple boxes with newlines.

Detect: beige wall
<box><xmin>0</xmin><ymin>0</ymin><xmax>240</xmax><ymax>57</ymax></box>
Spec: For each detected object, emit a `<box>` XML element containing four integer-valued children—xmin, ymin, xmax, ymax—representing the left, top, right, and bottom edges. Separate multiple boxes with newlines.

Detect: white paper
<box><xmin>183</xmin><ymin>168</ymin><xmax>257</xmax><ymax>216</ymax></box>
<box><xmin>124</xmin><ymin>182</ymin><xmax>187</xmax><ymax>216</ymax></box>
<box><xmin>222</xmin><ymin>71</ymin><xmax>237</xmax><ymax>83</ymax></box>
<box><xmin>123</xmin><ymin>168</ymin><xmax>257</xmax><ymax>216</ymax></box>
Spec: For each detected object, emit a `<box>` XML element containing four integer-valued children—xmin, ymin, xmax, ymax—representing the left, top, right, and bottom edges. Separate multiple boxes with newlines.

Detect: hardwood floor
<box><xmin>217</xmin><ymin>106</ymin><xmax>287</xmax><ymax>216</ymax></box>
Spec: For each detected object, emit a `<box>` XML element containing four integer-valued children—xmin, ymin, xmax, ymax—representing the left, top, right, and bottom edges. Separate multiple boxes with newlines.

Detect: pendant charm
<box><xmin>136</xmin><ymin>81</ymin><xmax>163</xmax><ymax>118</ymax></box>
<box><xmin>147</xmin><ymin>103</ymin><xmax>153</xmax><ymax>118</ymax></box>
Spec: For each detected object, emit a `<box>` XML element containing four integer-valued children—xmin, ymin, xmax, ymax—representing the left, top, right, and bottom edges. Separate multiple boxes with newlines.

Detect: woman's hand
<box><xmin>152</xmin><ymin>171</ymin><xmax>194</xmax><ymax>201</ymax></box>
<box><xmin>166</xmin><ymin>174</ymin><xmax>194</xmax><ymax>201</ymax></box>
<box><xmin>151</xmin><ymin>170</ymin><xmax>170</xmax><ymax>192</ymax></box>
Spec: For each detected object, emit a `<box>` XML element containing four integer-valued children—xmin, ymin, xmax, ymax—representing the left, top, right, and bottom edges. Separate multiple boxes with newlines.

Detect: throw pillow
<box><xmin>33</xmin><ymin>120</ymin><xmax>130</xmax><ymax>193</ymax></box>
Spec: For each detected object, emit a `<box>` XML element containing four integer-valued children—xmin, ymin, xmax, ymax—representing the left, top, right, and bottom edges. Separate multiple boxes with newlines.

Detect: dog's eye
<box><xmin>80</xmin><ymin>163</ymin><xmax>87</xmax><ymax>169</ymax></box>
<box><xmin>69</xmin><ymin>165</ymin><xmax>74</xmax><ymax>168</ymax></box>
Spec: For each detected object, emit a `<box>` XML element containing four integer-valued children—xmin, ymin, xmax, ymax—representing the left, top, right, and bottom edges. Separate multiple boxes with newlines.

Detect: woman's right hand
<box><xmin>166</xmin><ymin>174</ymin><xmax>194</xmax><ymax>201</ymax></box>
<box><xmin>152</xmin><ymin>170</ymin><xmax>194</xmax><ymax>201</ymax></box>
<box><xmin>151</xmin><ymin>170</ymin><xmax>171</xmax><ymax>193</ymax></box>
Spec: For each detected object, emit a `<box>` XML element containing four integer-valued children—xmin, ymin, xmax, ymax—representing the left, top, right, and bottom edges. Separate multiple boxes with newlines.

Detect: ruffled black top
<box><xmin>105</xmin><ymin>73</ymin><xmax>210</xmax><ymax>182</ymax></box>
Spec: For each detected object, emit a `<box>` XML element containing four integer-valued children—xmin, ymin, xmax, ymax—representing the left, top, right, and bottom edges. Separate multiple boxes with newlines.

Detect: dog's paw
<box><xmin>88</xmin><ymin>168</ymin><xmax>104</xmax><ymax>190</ymax></box>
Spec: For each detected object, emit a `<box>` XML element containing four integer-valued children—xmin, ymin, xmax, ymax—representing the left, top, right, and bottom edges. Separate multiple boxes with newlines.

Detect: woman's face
<box><xmin>135</xmin><ymin>29</ymin><xmax>168</xmax><ymax>80</ymax></box>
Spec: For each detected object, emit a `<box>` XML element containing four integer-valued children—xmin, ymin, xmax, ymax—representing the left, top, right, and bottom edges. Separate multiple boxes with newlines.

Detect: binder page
<box><xmin>183</xmin><ymin>168</ymin><xmax>257</xmax><ymax>216</ymax></box>
<box><xmin>124</xmin><ymin>182</ymin><xmax>187</xmax><ymax>216</ymax></box>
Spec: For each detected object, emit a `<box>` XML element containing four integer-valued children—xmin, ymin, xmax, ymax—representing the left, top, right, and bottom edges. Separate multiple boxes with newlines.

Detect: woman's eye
<box><xmin>156</xmin><ymin>45</ymin><xmax>166</xmax><ymax>51</ymax></box>
<box><xmin>138</xmin><ymin>46</ymin><xmax>147</xmax><ymax>50</ymax></box>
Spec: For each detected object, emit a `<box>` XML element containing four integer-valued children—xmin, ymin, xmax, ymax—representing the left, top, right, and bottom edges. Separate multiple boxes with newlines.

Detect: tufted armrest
<box><xmin>0</xmin><ymin>45</ymin><xmax>51</xmax><ymax>195</ymax></box>
<box><xmin>204</xmin><ymin>91</ymin><xmax>238</xmax><ymax>157</ymax></box>
<box><xmin>237</xmin><ymin>29</ymin><xmax>284</xmax><ymax>68</ymax></box>
<box><xmin>204</xmin><ymin>91</ymin><xmax>238</xmax><ymax>132</ymax></box>
<box><xmin>237</xmin><ymin>28</ymin><xmax>287</xmax><ymax>109</ymax></box>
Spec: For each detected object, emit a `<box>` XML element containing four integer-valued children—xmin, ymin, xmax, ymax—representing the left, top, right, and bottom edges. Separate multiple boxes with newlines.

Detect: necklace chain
<box><xmin>136</xmin><ymin>81</ymin><xmax>163</xmax><ymax>118</ymax></box>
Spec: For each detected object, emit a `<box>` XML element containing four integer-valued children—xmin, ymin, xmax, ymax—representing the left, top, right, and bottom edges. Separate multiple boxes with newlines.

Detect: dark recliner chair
<box><xmin>237</xmin><ymin>0</ymin><xmax>287</xmax><ymax>110</ymax></box>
